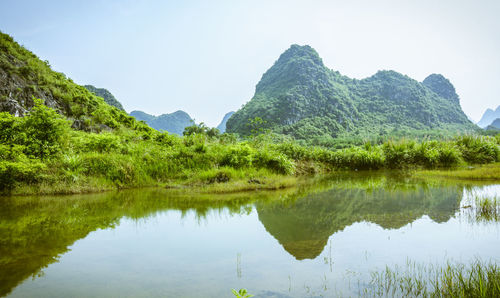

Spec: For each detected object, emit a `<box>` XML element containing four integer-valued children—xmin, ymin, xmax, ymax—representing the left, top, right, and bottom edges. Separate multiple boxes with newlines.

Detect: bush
<box><xmin>0</xmin><ymin>159</ymin><xmax>46</xmax><ymax>192</ymax></box>
<box><xmin>334</xmin><ymin>146</ymin><xmax>385</xmax><ymax>170</ymax></box>
<box><xmin>456</xmin><ymin>136</ymin><xmax>499</xmax><ymax>164</ymax></box>
<box><xmin>220</xmin><ymin>144</ymin><xmax>254</xmax><ymax>168</ymax></box>
<box><xmin>75</xmin><ymin>132</ymin><xmax>124</xmax><ymax>153</ymax></box>
<box><xmin>20</xmin><ymin>98</ymin><xmax>70</xmax><ymax>159</ymax></box>
<box><xmin>437</xmin><ymin>143</ymin><xmax>463</xmax><ymax>167</ymax></box>
<box><xmin>81</xmin><ymin>153</ymin><xmax>138</xmax><ymax>186</ymax></box>
<box><xmin>383</xmin><ymin>140</ymin><xmax>417</xmax><ymax>168</ymax></box>
<box><xmin>253</xmin><ymin>150</ymin><xmax>295</xmax><ymax>175</ymax></box>
<box><xmin>274</xmin><ymin>142</ymin><xmax>310</xmax><ymax>160</ymax></box>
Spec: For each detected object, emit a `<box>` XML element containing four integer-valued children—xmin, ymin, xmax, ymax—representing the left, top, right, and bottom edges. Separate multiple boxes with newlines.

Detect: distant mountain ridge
<box><xmin>486</xmin><ymin>118</ymin><xmax>500</xmax><ymax>131</ymax></box>
<box><xmin>130</xmin><ymin>110</ymin><xmax>193</xmax><ymax>135</ymax></box>
<box><xmin>84</xmin><ymin>85</ymin><xmax>124</xmax><ymax>111</ymax></box>
<box><xmin>226</xmin><ymin>44</ymin><xmax>476</xmax><ymax>141</ymax></box>
<box><xmin>216</xmin><ymin>111</ymin><xmax>235</xmax><ymax>133</ymax></box>
<box><xmin>478</xmin><ymin>106</ymin><xmax>500</xmax><ymax>128</ymax></box>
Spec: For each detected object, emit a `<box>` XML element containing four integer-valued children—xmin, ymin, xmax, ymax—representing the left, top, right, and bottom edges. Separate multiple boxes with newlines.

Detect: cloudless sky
<box><xmin>1</xmin><ymin>0</ymin><xmax>499</xmax><ymax>126</ymax></box>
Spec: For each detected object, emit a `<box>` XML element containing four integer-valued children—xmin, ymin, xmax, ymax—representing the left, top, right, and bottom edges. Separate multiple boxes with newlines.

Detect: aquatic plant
<box><xmin>231</xmin><ymin>288</ymin><xmax>254</xmax><ymax>298</ymax></box>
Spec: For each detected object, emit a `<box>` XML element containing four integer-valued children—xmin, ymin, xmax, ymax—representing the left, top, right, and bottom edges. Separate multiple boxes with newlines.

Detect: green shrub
<box><xmin>334</xmin><ymin>146</ymin><xmax>385</xmax><ymax>170</ymax></box>
<box><xmin>19</xmin><ymin>98</ymin><xmax>70</xmax><ymax>159</ymax></box>
<box><xmin>75</xmin><ymin>133</ymin><xmax>124</xmax><ymax>153</ymax></box>
<box><xmin>0</xmin><ymin>112</ymin><xmax>18</xmax><ymax>143</ymax></box>
<box><xmin>456</xmin><ymin>136</ymin><xmax>499</xmax><ymax>164</ymax></box>
<box><xmin>253</xmin><ymin>150</ymin><xmax>295</xmax><ymax>175</ymax></box>
<box><xmin>383</xmin><ymin>140</ymin><xmax>417</xmax><ymax>168</ymax></box>
<box><xmin>437</xmin><ymin>143</ymin><xmax>463</xmax><ymax>167</ymax></box>
<box><xmin>81</xmin><ymin>153</ymin><xmax>138</xmax><ymax>185</ymax></box>
<box><xmin>220</xmin><ymin>145</ymin><xmax>254</xmax><ymax>168</ymax></box>
<box><xmin>0</xmin><ymin>159</ymin><xmax>46</xmax><ymax>192</ymax></box>
<box><xmin>274</xmin><ymin>142</ymin><xmax>310</xmax><ymax>160</ymax></box>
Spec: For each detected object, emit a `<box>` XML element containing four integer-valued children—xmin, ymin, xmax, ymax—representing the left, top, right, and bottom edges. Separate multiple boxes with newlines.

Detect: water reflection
<box><xmin>0</xmin><ymin>174</ymin><xmax>498</xmax><ymax>297</ymax></box>
<box><xmin>256</xmin><ymin>179</ymin><xmax>462</xmax><ymax>260</ymax></box>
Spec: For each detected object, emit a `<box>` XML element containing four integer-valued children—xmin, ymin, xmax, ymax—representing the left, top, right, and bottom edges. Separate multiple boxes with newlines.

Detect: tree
<box><xmin>20</xmin><ymin>98</ymin><xmax>70</xmax><ymax>159</ymax></box>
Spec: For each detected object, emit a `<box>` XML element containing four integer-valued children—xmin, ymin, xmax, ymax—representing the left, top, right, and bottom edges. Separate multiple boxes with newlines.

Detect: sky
<box><xmin>0</xmin><ymin>0</ymin><xmax>499</xmax><ymax>126</ymax></box>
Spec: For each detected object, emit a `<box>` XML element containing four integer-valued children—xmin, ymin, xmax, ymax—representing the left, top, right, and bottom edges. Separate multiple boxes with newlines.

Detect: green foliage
<box><xmin>0</xmin><ymin>159</ymin><xmax>45</xmax><ymax>191</ymax></box>
<box><xmin>232</xmin><ymin>288</ymin><xmax>254</xmax><ymax>298</ymax></box>
<box><xmin>19</xmin><ymin>98</ymin><xmax>70</xmax><ymax>159</ymax></box>
<box><xmin>253</xmin><ymin>149</ymin><xmax>295</xmax><ymax>175</ymax></box>
<box><xmin>455</xmin><ymin>135</ymin><xmax>500</xmax><ymax>164</ymax></box>
<box><xmin>220</xmin><ymin>144</ymin><xmax>254</xmax><ymax>168</ymax></box>
<box><xmin>183</xmin><ymin>122</ymin><xmax>221</xmax><ymax>137</ymax></box>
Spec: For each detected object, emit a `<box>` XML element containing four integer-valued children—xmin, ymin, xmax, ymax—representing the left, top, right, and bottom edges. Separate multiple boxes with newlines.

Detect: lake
<box><xmin>1</xmin><ymin>173</ymin><xmax>499</xmax><ymax>297</ymax></box>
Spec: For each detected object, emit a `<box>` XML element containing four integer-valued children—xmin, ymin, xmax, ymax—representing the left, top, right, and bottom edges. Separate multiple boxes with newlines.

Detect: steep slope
<box><xmin>478</xmin><ymin>106</ymin><xmax>500</xmax><ymax>128</ymax></box>
<box><xmin>226</xmin><ymin>45</ymin><xmax>476</xmax><ymax>141</ymax></box>
<box><xmin>216</xmin><ymin>111</ymin><xmax>235</xmax><ymax>133</ymax></box>
<box><xmin>84</xmin><ymin>85</ymin><xmax>125</xmax><ymax>111</ymax></box>
<box><xmin>130</xmin><ymin>110</ymin><xmax>193</xmax><ymax>135</ymax></box>
<box><xmin>0</xmin><ymin>32</ymin><xmax>143</xmax><ymax>131</ymax></box>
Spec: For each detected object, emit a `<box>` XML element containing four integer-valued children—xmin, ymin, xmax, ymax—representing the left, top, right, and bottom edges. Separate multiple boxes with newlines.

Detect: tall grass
<box><xmin>366</xmin><ymin>260</ymin><xmax>500</xmax><ymax>297</ymax></box>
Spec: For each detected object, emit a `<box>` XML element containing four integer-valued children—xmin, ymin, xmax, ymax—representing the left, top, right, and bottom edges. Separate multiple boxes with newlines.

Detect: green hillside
<box><xmin>84</xmin><ymin>85</ymin><xmax>125</xmax><ymax>111</ymax></box>
<box><xmin>129</xmin><ymin>110</ymin><xmax>193</xmax><ymax>135</ymax></box>
<box><xmin>226</xmin><ymin>45</ymin><xmax>477</xmax><ymax>144</ymax></box>
<box><xmin>0</xmin><ymin>32</ymin><xmax>147</xmax><ymax>132</ymax></box>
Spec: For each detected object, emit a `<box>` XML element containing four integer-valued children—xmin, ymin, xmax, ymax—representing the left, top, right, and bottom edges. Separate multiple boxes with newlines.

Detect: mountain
<box><xmin>84</xmin><ymin>85</ymin><xmax>124</xmax><ymax>111</ymax></box>
<box><xmin>226</xmin><ymin>45</ymin><xmax>476</xmax><ymax>141</ymax></box>
<box><xmin>216</xmin><ymin>111</ymin><xmax>235</xmax><ymax>133</ymax></box>
<box><xmin>130</xmin><ymin>110</ymin><xmax>193</xmax><ymax>135</ymax></box>
<box><xmin>478</xmin><ymin>106</ymin><xmax>500</xmax><ymax>128</ymax></box>
<box><xmin>486</xmin><ymin>118</ymin><xmax>500</xmax><ymax>131</ymax></box>
<box><xmin>0</xmin><ymin>31</ymin><xmax>143</xmax><ymax>131</ymax></box>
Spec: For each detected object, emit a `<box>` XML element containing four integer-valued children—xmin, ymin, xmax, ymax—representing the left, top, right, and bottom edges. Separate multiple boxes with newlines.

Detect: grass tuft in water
<box><xmin>365</xmin><ymin>260</ymin><xmax>500</xmax><ymax>298</ymax></box>
<box><xmin>474</xmin><ymin>196</ymin><xmax>500</xmax><ymax>222</ymax></box>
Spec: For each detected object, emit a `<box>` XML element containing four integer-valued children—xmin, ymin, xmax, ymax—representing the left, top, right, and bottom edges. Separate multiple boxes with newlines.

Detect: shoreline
<box><xmin>3</xmin><ymin>163</ymin><xmax>500</xmax><ymax>197</ymax></box>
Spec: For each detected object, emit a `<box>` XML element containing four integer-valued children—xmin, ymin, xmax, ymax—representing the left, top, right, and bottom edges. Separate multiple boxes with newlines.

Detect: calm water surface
<box><xmin>1</xmin><ymin>174</ymin><xmax>499</xmax><ymax>297</ymax></box>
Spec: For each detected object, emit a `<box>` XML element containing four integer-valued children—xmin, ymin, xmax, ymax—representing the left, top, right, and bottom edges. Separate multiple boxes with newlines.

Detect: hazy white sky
<box><xmin>1</xmin><ymin>0</ymin><xmax>499</xmax><ymax>126</ymax></box>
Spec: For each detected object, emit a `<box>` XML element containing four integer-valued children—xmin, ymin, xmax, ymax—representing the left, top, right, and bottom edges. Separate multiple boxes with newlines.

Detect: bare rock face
<box><xmin>0</xmin><ymin>60</ymin><xmax>64</xmax><ymax>117</ymax></box>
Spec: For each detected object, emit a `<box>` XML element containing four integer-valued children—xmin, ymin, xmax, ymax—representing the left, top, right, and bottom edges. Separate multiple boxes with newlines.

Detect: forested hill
<box><xmin>0</xmin><ymin>32</ymin><xmax>147</xmax><ymax>132</ymax></box>
<box><xmin>226</xmin><ymin>44</ymin><xmax>476</xmax><ymax>142</ymax></box>
<box><xmin>130</xmin><ymin>110</ymin><xmax>193</xmax><ymax>135</ymax></box>
<box><xmin>84</xmin><ymin>85</ymin><xmax>125</xmax><ymax>111</ymax></box>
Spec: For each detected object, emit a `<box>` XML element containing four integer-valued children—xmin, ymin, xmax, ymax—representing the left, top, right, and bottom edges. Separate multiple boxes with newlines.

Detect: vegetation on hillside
<box><xmin>0</xmin><ymin>32</ymin><xmax>148</xmax><ymax>132</ymax></box>
<box><xmin>84</xmin><ymin>85</ymin><xmax>125</xmax><ymax>111</ymax></box>
<box><xmin>226</xmin><ymin>45</ymin><xmax>478</xmax><ymax>145</ymax></box>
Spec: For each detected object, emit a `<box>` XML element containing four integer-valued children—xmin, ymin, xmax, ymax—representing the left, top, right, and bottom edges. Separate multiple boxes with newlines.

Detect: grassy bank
<box><xmin>1</xmin><ymin>101</ymin><xmax>499</xmax><ymax>196</ymax></box>
<box><xmin>415</xmin><ymin>163</ymin><xmax>500</xmax><ymax>181</ymax></box>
